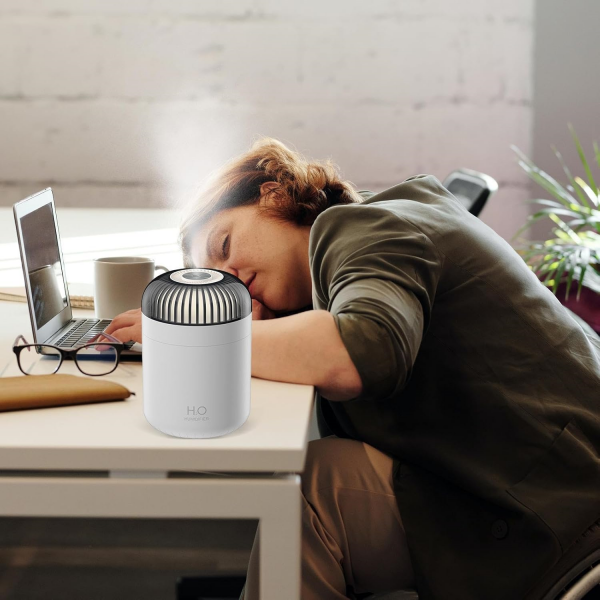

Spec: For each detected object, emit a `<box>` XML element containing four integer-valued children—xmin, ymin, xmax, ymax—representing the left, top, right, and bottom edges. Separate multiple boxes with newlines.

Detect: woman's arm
<box><xmin>103</xmin><ymin>304</ymin><xmax>362</xmax><ymax>401</ymax></box>
<box><xmin>252</xmin><ymin>308</ymin><xmax>363</xmax><ymax>402</ymax></box>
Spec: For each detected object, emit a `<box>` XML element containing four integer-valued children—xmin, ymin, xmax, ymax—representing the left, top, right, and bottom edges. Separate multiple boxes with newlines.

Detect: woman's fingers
<box><xmin>103</xmin><ymin>319</ymin><xmax>141</xmax><ymax>342</ymax></box>
<box><xmin>107</xmin><ymin>324</ymin><xmax>142</xmax><ymax>344</ymax></box>
<box><xmin>103</xmin><ymin>311</ymin><xmax>140</xmax><ymax>336</ymax></box>
<box><xmin>103</xmin><ymin>308</ymin><xmax>143</xmax><ymax>343</ymax></box>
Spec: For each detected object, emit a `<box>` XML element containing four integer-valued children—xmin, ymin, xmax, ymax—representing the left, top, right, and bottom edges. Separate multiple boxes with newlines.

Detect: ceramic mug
<box><xmin>94</xmin><ymin>257</ymin><xmax>168</xmax><ymax>320</ymax></box>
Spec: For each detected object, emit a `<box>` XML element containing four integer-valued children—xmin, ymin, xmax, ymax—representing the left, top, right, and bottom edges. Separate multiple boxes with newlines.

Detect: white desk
<box><xmin>0</xmin><ymin>207</ymin><xmax>314</xmax><ymax>600</ymax></box>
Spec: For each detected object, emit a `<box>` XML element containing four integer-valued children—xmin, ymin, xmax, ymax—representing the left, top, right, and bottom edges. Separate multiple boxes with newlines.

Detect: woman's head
<box><xmin>179</xmin><ymin>137</ymin><xmax>361</xmax><ymax>313</ymax></box>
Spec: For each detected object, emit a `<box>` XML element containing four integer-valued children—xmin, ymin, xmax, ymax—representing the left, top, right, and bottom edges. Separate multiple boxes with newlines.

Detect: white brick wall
<box><xmin>0</xmin><ymin>0</ymin><xmax>534</xmax><ymax>241</ymax></box>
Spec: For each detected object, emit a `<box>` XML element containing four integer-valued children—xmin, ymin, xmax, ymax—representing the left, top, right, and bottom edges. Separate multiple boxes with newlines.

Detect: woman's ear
<box><xmin>259</xmin><ymin>181</ymin><xmax>280</xmax><ymax>198</ymax></box>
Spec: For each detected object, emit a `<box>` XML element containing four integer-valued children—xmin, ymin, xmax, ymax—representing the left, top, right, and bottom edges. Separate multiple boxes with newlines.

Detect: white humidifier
<box><xmin>141</xmin><ymin>268</ymin><xmax>252</xmax><ymax>438</ymax></box>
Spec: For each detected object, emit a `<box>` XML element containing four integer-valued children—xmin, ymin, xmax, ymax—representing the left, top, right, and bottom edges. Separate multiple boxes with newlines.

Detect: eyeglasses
<box><xmin>12</xmin><ymin>333</ymin><xmax>125</xmax><ymax>376</ymax></box>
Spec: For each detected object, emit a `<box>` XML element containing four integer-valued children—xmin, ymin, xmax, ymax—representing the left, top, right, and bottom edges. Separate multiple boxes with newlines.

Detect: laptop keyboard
<box><xmin>54</xmin><ymin>319</ymin><xmax>135</xmax><ymax>350</ymax></box>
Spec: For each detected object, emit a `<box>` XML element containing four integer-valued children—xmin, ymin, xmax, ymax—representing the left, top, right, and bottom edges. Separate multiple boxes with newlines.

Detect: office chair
<box><xmin>442</xmin><ymin>167</ymin><xmax>498</xmax><ymax>217</ymax></box>
<box><xmin>176</xmin><ymin>170</ymin><xmax>600</xmax><ymax>599</ymax></box>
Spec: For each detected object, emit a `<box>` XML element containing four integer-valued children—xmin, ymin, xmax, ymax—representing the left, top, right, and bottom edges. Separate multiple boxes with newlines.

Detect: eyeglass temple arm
<box><xmin>13</xmin><ymin>335</ymin><xmax>29</xmax><ymax>347</ymax></box>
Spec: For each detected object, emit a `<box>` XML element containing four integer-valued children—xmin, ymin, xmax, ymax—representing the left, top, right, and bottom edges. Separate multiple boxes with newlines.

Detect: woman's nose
<box><xmin>219</xmin><ymin>264</ymin><xmax>239</xmax><ymax>280</ymax></box>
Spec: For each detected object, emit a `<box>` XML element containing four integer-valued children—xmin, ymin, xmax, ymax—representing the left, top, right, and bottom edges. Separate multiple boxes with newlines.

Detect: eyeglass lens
<box><xmin>75</xmin><ymin>344</ymin><xmax>118</xmax><ymax>375</ymax></box>
<box><xmin>18</xmin><ymin>345</ymin><xmax>62</xmax><ymax>375</ymax></box>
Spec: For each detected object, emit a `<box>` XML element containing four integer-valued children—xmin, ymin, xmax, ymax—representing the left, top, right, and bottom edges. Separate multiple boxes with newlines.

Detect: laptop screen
<box><xmin>19</xmin><ymin>203</ymin><xmax>68</xmax><ymax>329</ymax></box>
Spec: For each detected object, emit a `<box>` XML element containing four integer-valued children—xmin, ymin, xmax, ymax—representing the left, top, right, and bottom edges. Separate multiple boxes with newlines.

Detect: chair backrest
<box><xmin>442</xmin><ymin>168</ymin><xmax>498</xmax><ymax>217</ymax></box>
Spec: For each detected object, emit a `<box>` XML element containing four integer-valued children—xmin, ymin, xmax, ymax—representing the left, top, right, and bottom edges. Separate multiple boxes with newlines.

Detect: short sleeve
<box><xmin>309</xmin><ymin>203</ymin><xmax>443</xmax><ymax>403</ymax></box>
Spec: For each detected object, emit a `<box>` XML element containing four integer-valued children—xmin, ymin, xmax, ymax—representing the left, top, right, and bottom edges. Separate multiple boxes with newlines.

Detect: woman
<box><xmin>105</xmin><ymin>138</ymin><xmax>600</xmax><ymax>600</ymax></box>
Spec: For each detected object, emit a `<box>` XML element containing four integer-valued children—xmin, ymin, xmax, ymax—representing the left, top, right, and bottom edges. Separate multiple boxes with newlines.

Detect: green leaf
<box><xmin>524</xmin><ymin>198</ymin><xmax>565</xmax><ymax>208</ymax></box>
<box><xmin>567</xmin><ymin>217</ymin><xmax>600</xmax><ymax>231</ymax></box>
<box><xmin>510</xmin><ymin>144</ymin><xmax>534</xmax><ymax>166</ymax></box>
<box><xmin>531</xmin><ymin>207</ymin><xmax>590</xmax><ymax>220</ymax></box>
<box><xmin>512</xmin><ymin>146</ymin><xmax>580</xmax><ymax>208</ymax></box>
<box><xmin>511</xmin><ymin>212</ymin><xmax>554</xmax><ymax>240</ymax></box>
<box><xmin>548</xmin><ymin>213</ymin><xmax>581</xmax><ymax>243</ymax></box>
<box><xmin>544</xmin><ymin>263</ymin><xmax>561</xmax><ymax>285</ymax></box>
<box><xmin>581</xmin><ymin>246</ymin><xmax>592</xmax><ymax>265</ymax></box>
<box><xmin>524</xmin><ymin>246</ymin><xmax>556</xmax><ymax>277</ymax></box>
<box><xmin>565</xmin><ymin>264</ymin><xmax>575</xmax><ymax>300</ymax></box>
<box><xmin>554</xmin><ymin>230</ymin><xmax>572</xmax><ymax>243</ymax></box>
<box><xmin>582</xmin><ymin>266</ymin><xmax>600</xmax><ymax>293</ymax></box>
<box><xmin>530</xmin><ymin>199</ymin><xmax>595</xmax><ymax>216</ymax></box>
<box><xmin>574</xmin><ymin>176</ymin><xmax>599</xmax><ymax>207</ymax></box>
<box><xmin>530</xmin><ymin>257</ymin><xmax>549</xmax><ymax>275</ymax></box>
<box><xmin>513</xmin><ymin>134</ymin><xmax>600</xmax><ymax>301</ymax></box>
<box><xmin>522</xmin><ymin>165</ymin><xmax>580</xmax><ymax>208</ymax></box>
<box><xmin>552</xmin><ymin>258</ymin><xmax>568</xmax><ymax>294</ymax></box>
<box><xmin>569</xmin><ymin>123</ymin><xmax>599</xmax><ymax>196</ymax></box>
<box><xmin>577</xmin><ymin>263</ymin><xmax>587</xmax><ymax>301</ymax></box>
<box><xmin>553</xmin><ymin>144</ymin><xmax>590</xmax><ymax>207</ymax></box>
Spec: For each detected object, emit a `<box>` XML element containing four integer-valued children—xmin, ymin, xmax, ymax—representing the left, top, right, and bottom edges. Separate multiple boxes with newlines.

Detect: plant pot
<box><xmin>555</xmin><ymin>282</ymin><xmax>600</xmax><ymax>334</ymax></box>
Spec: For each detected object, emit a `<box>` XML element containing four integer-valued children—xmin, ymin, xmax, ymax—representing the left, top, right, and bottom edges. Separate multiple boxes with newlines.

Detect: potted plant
<box><xmin>511</xmin><ymin>124</ymin><xmax>600</xmax><ymax>334</ymax></box>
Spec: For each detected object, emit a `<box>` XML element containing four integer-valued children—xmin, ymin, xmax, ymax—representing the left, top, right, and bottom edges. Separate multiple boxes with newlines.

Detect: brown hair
<box><xmin>179</xmin><ymin>137</ymin><xmax>362</xmax><ymax>267</ymax></box>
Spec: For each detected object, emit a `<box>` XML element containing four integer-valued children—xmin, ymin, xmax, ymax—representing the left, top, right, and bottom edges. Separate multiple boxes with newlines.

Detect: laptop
<box><xmin>13</xmin><ymin>188</ymin><xmax>142</xmax><ymax>359</ymax></box>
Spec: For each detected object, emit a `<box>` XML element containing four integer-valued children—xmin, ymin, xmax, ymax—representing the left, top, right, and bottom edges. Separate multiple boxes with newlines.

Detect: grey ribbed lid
<box><xmin>141</xmin><ymin>268</ymin><xmax>252</xmax><ymax>325</ymax></box>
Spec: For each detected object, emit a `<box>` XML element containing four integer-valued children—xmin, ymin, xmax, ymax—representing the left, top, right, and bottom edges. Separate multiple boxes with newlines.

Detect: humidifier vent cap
<box><xmin>141</xmin><ymin>268</ymin><xmax>251</xmax><ymax>325</ymax></box>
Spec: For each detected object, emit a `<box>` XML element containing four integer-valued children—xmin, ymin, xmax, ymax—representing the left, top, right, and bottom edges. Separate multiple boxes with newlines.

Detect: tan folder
<box><xmin>0</xmin><ymin>374</ymin><xmax>134</xmax><ymax>412</ymax></box>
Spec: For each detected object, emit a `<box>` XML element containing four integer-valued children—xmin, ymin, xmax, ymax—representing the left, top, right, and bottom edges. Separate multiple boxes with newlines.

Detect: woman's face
<box><xmin>189</xmin><ymin>193</ymin><xmax>313</xmax><ymax>313</ymax></box>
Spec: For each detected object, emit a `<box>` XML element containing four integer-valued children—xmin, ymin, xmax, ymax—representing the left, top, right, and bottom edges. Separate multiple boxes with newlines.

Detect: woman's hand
<box><xmin>252</xmin><ymin>299</ymin><xmax>277</xmax><ymax>320</ymax></box>
<box><xmin>101</xmin><ymin>300</ymin><xmax>273</xmax><ymax>343</ymax></box>
<box><xmin>102</xmin><ymin>308</ymin><xmax>142</xmax><ymax>343</ymax></box>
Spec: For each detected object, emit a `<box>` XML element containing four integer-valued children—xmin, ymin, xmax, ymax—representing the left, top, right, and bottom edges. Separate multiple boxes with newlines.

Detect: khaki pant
<box><xmin>240</xmin><ymin>435</ymin><xmax>416</xmax><ymax>599</ymax></box>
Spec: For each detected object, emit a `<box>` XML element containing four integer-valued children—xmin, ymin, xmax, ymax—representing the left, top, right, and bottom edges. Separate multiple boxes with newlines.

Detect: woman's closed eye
<box><xmin>222</xmin><ymin>234</ymin><xmax>229</xmax><ymax>259</ymax></box>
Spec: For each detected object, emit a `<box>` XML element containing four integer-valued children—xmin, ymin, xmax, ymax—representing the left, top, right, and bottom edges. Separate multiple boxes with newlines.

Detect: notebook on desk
<box><xmin>0</xmin><ymin>282</ymin><xmax>94</xmax><ymax>310</ymax></box>
<box><xmin>12</xmin><ymin>189</ymin><xmax>142</xmax><ymax>360</ymax></box>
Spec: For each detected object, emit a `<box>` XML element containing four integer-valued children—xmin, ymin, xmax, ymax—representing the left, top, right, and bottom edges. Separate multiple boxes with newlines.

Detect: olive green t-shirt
<box><xmin>307</xmin><ymin>174</ymin><xmax>600</xmax><ymax>600</ymax></box>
